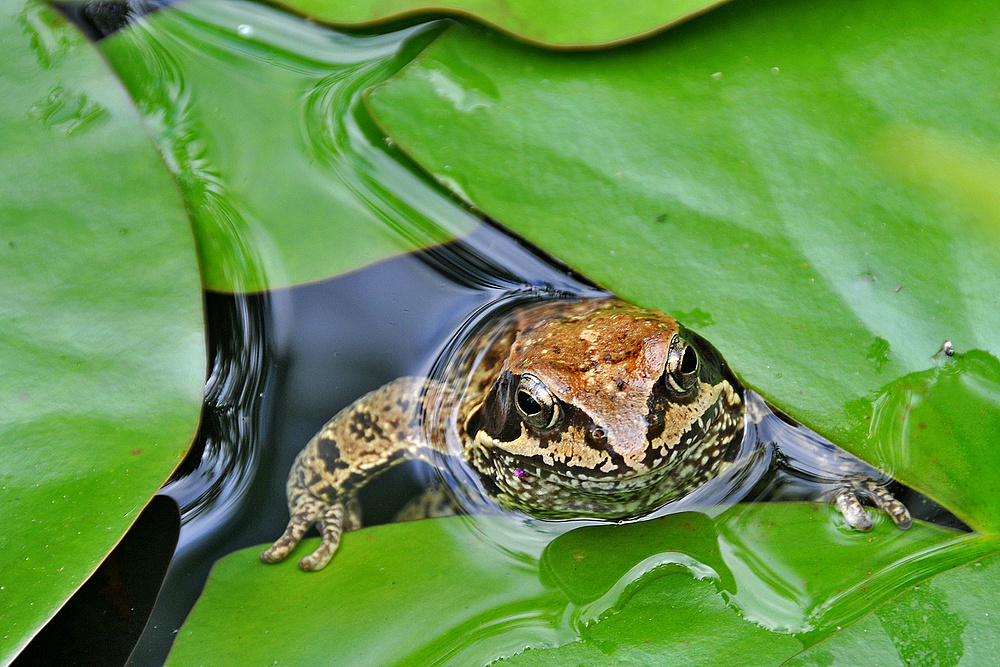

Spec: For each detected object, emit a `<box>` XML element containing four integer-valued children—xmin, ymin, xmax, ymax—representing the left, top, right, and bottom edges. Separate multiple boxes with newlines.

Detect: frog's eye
<box><xmin>665</xmin><ymin>336</ymin><xmax>700</xmax><ymax>393</ymax></box>
<box><xmin>515</xmin><ymin>373</ymin><xmax>561</xmax><ymax>430</ymax></box>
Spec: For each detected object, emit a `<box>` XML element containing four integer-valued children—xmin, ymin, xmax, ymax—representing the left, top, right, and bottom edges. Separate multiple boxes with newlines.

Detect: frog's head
<box><xmin>465</xmin><ymin>299</ymin><xmax>745</xmax><ymax>498</ymax></box>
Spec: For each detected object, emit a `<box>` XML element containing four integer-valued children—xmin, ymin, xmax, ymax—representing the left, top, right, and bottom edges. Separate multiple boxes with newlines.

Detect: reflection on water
<box><xmin>130</xmin><ymin>220</ymin><xmax>606</xmax><ymax>663</ymax></box>
<box><xmin>100</xmin><ymin>0</ymin><xmax>479</xmax><ymax>293</ymax></box>
<box><xmin>125</xmin><ymin>289</ymin><xmax>278</xmax><ymax>665</ymax></box>
<box><xmin>162</xmin><ymin>291</ymin><xmax>272</xmax><ymax>534</ymax></box>
<box><xmin>44</xmin><ymin>0</ymin><xmax>990</xmax><ymax>664</ymax></box>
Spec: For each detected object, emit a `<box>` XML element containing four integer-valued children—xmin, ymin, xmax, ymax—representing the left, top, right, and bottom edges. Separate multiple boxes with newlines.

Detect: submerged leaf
<box><xmin>168</xmin><ymin>506</ymin><xmax>997</xmax><ymax>665</ymax></box>
<box><xmin>100</xmin><ymin>0</ymin><xmax>477</xmax><ymax>293</ymax></box>
<box><xmin>786</xmin><ymin>549</ymin><xmax>1000</xmax><ymax>666</ymax></box>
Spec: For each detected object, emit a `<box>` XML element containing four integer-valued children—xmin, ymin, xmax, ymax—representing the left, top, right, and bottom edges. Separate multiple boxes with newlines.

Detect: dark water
<box><xmin>54</xmin><ymin>0</ymin><xmax>168</xmax><ymax>40</ymax></box>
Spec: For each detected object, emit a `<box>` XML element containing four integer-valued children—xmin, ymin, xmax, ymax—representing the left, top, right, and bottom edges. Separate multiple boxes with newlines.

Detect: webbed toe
<box><xmin>867</xmin><ymin>481</ymin><xmax>912</xmax><ymax>529</ymax></box>
<box><xmin>296</xmin><ymin>501</ymin><xmax>349</xmax><ymax>572</ymax></box>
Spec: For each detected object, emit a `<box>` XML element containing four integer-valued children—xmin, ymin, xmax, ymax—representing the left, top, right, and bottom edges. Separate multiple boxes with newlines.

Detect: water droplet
<box><xmin>237</xmin><ymin>24</ymin><xmax>254</xmax><ymax>38</ymax></box>
<box><xmin>771</xmin><ymin>67</ymin><xmax>780</xmax><ymax>74</ymax></box>
<box><xmin>711</xmin><ymin>72</ymin><xmax>723</xmax><ymax>80</ymax></box>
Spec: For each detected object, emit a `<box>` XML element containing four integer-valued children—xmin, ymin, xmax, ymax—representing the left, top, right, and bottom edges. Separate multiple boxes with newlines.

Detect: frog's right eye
<box><xmin>515</xmin><ymin>373</ymin><xmax>561</xmax><ymax>430</ymax></box>
<box><xmin>664</xmin><ymin>335</ymin><xmax>700</xmax><ymax>394</ymax></box>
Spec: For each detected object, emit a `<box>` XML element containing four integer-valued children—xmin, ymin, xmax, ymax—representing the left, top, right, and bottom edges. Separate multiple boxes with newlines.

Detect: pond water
<box><xmin>36</xmin><ymin>0</ymin><xmax>985</xmax><ymax>664</ymax></box>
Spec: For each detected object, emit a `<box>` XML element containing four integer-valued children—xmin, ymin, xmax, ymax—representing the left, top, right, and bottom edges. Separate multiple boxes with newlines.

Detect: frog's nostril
<box><xmin>588</xmin><ymin>425</ymin><xmax>608</xmax><ymax>446</ymax></box>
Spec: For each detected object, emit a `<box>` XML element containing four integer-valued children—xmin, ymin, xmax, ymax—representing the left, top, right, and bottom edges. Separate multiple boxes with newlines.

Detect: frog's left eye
<box><xmin>665</xmin><ymin>336</ymin><xmax>700</xmax><ymax>393</ymax></box>
<box><xmin>515</xmin><ymin>373</ymin><xmax>561</xmax><ymax>430</ymax></box>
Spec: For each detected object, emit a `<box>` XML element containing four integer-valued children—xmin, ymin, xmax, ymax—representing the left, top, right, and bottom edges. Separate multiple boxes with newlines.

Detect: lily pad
<box><xmin>864</xmin><ymin>351</ymin><xmax>1000</xmax><ymax>532</ymax></box>
<box><xmin>365</xmin><ymin>1</ymin><xmax>1000</xmax><ymax>525</ymax></box>
<box><xmin>271</xmin><ymin>0</ymin><xmax>732</xmax><ymax>49</ymax></box>
<box><xmin>99</xmin><ymin>0</ymin><xmax>477</xmax><ymax>293</ymax></box>
<box><xmin>785</xmin><ymin>549</ymin><xmax>1000</xmax><ymax>665</ymax></box>
<box><xmin>168</xmin><ymin>517</ymin><xmax>567</xmax><ymax>666</ymax></box>
<box><xmin>0</xmin><ymin>0</ymin><xmax>204</xmax><ymax>661</ymax></box>
<box><xmin>168</xmin><ymin>506</ymin><xmax>999</xmax><ymax>665</ymax></box>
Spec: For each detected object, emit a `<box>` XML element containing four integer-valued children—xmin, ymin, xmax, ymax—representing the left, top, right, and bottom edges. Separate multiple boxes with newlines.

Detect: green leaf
<box><xmin>865</xmin><ymin>351</ymin><xmax>1000</xmax><ymax>532</ymax></box>
<box><xmin>498</xmin><ymin>574</ymin><xmax>804</xmax><ymax>667</ymax></box>
<box><xmin>98</xmin><ymin>0</ymin><xmax>476</xmax><ymax>293</ymax></box>
<box><xmin>167</xmin><ymin>517</ymin><xmax>566</xmax><ymax>666</ymax></box>
<box><xmin>168</xmin><ymin>506</ymin><xmax>998</xmax><ymax>665</ymax></box>
<box><xmin>785</xmin><ymin>549</ymin><xmax>1000</xmax><ymax>666</ymax></box>
<box><xmin>0</xmin><ymin>0</ymin><xmax>205</xmax><ymax>662</ymax></box>
<box><xmin>365</xmin><ymin>1</ymin><xmax>1000</xmax><ymax>526</ymax></box>
<box><xmin>269</xmin><ymin>0</ymin><xmax>733</xmax><ymax>49</ymax></box>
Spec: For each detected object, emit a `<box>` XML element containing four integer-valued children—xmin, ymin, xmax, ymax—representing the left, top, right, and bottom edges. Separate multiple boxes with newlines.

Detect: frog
<box><xmin>261</xmin><ymin>298</ymin><xmax>911</xmax><ymax>571</ymax></box>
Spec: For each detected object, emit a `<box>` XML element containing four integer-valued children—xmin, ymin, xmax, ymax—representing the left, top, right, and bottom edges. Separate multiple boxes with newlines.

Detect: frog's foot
<box><xmin>297</xmin><ymin>501</ymin><xmax>349</xmax><ymax>571</ymax></box>
<box><xmin>834</xmin><ymin>480</ymin><xmax>912</xmax><ymax>532</ymax></box>
<box><xmin>260</xmin><ymin>490</ymin><xmax>323</xmax><ymax>564</ymax></box>
<box><xmin>261</xmin><ymin>494</ymin><xmax>362</xmax><ymax>571</ymax></box>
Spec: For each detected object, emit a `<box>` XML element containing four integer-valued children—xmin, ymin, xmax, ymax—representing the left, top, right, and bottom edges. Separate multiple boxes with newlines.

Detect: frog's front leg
<box><xmin>753</xmin><ymin>395</ymin><xmax>912</xmax><ymax>531</ymax></box>
<box><xmin>791</xmin><ymin>439</ymin><xmax>912</xmax><ymax>531</ymax></box>
<box><xmin>261</xmin><ymin>377</ymin><xmax>448</xmax><ymax>572</ymax></box>
<box><xmin>811</xmin><ymin>450</ymin><xmax>912</xmax><ymax>532</ymax></box>
<box><xmin>834</xmin><ymin>481</ymin><xmax>911</xmax><ymax>532</ymax></box>
<box><xmin>259</xmin><ymin>448</ymin><xmax>363</xmax><ymax>571</ymax></box>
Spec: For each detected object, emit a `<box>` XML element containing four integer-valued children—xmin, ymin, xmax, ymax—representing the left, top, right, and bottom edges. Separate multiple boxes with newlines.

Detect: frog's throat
<box><xmin>469</xmin><ymin>382</ymin><xmax>746</xmax><ymax>492</ymax></box>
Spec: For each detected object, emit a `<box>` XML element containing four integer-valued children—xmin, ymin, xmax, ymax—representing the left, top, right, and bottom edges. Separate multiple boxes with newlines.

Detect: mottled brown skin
<box><xmin>262</xmin><ymin>299</ymin><xmax>910</xmax><ymax>572</ymax></box>
<box><xmin>462</xmin><ymin>300</ymin><xmax>744</xmax><ymax>518</ymax></box>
